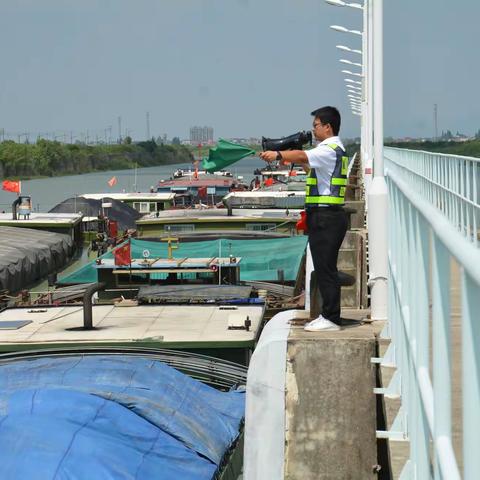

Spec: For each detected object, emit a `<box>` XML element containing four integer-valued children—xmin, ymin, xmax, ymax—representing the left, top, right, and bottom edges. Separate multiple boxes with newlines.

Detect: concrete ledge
<box><xmin>285</xmin><ymin>322</ymin><xmax>378</xmax><ymax>479</ymax></box>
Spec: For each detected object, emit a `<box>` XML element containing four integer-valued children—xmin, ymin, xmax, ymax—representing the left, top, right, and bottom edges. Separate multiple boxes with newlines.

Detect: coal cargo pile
<box><xmin>0</xmin><ymin>226</ymin><xmax>73</xmax><ymax>293</ymax></box>
<box><xmin>49</xmin><ymin>197</ymin><xmax>141</xmax><ymax>230</ymax></box>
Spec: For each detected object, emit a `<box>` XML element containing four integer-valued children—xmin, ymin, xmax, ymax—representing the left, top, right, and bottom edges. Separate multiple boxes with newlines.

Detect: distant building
<box><xmin>225</xmin><ymin>137</ymin><xmax>261</xmax><ymax>145</ymax></box>
<box><xmin>190</xmin><ymin>126</ymin><xmax>214</xmax><ymax>144</ymax></box>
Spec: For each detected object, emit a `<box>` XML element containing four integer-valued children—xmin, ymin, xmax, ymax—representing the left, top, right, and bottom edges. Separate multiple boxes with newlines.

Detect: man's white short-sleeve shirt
<box><xmin>304</xmin><ymin>135</ymin><xmax>345</xmax><ymax>196</ymax></box>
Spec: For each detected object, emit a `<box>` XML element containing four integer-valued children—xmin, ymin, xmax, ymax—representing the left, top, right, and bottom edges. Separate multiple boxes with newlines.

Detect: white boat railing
<box><xmin>378</xmin><ymin>147</ymin><xmax>480</xmax><ymax>479</ymax></box>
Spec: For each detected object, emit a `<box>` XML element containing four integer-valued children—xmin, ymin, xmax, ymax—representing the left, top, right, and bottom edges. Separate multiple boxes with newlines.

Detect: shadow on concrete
<box><xmin>339</xmin><ymin>317</ymin><xmax>365</xmax><ymax>329</ymax></box>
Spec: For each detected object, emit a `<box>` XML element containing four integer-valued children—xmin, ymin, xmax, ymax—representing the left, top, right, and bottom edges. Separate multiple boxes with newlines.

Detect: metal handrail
<box><xmin>380</xmin><ymin>147</ymin><xmax>480</xmax><ymax>479</ymax></box>
<box><xmin>385</xmin><ymin>147</ymin><xmax>480</xmax><ymax>246</ymax></box>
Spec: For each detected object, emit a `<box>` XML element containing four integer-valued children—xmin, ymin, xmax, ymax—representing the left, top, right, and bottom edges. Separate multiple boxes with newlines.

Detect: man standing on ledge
<box><xmin>260</xmin><ymin>106</ymin><xmax>348</xmax><ymax>331</ymax></box>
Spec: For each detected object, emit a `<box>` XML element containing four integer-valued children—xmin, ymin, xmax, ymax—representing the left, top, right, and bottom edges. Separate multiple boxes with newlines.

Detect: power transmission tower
<box><xmin>146</xmin><ymin>111</ymin><xmax>151</xmax><ymax>140</ymax></box>
<box><xmin>118</xmin><ymin>116</ymin><xmax>122</xmax><ymax>143</ymax></box>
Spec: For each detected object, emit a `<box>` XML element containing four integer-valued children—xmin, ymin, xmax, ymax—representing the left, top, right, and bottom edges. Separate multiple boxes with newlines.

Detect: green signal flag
<box><xmin>201</xmin><ymin>138</ymin><xmax>256</xmax><ymax>173</ymax></box>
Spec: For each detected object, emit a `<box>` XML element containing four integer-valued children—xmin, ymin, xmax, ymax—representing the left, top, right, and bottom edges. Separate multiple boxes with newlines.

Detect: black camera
<box><xmin>261</xmin><ymin>130</ymin><xmax>312</xmax><ymax>151</ymax></box>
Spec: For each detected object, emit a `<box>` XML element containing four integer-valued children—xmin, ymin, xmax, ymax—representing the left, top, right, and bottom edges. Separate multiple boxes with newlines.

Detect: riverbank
<box><xmin>0</xmin><ymin>157</ymin><xmax>266</xmax><ymax>212</ymax></box>
<box><xmin>0</xmin><ymin>139</ymin><xmax>193</xmax><ymax>180</ymax></box>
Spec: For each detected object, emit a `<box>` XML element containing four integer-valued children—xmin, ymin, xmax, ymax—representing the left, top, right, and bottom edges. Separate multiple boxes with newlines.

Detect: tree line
<box><xmin>385</xmin><ymin>139</ymin><xmax>480</xmax><ymax>158</ymax></box>
<box><xmin>345</xmin><ymin>139</ymin><xmax>480</xmax><ymax>158</ymax></box>
<box><xmin>0</xmin><ymin>139</ymin><xmax>194</xmax><ymax>179</ymax></box>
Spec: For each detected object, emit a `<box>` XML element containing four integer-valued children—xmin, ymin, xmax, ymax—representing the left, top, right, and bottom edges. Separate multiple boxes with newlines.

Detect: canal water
<box><xmin>0</xmin><ymin>156</ymin><xmax>265</xmax><ymax>212</ymax></box>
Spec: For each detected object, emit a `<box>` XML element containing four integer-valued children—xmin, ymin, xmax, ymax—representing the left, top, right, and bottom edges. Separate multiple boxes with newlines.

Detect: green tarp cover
<box><xmin>59</xmin><ymin>236</ymin><xmax>308</xmax><ymax>285</ymax></box>
<box><xmin>201</xmin><ymin>139</ymin><xmax>255</xmax><ymax>173</ymax></box>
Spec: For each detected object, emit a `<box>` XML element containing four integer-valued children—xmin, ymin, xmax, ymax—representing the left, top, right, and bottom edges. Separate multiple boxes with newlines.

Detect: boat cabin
<box><xmin>82</xmin><ymin>192</ymin><xmax>176</xmax><ymax>214</ymax></box>
<box><xmin>136</xmin><ymin>208</ymin><xmax>301</xmax><ymax>236</ymax></box>
<box><xmin>95</xmin><ymin>256</ymin><xmax>242</xmax><ymax>300</ymax></box>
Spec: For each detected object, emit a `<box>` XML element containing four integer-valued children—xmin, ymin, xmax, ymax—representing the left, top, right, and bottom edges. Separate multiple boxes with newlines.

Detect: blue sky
<box><xmin>0</xmin><ymin>0</ymin><xmax>478</xmax><ymax>141</ymax></box>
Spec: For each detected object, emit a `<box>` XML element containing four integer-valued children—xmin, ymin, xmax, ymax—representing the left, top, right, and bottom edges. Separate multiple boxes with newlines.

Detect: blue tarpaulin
<box><xmin>0</xmin><ymin>355</ymin><xmax>245</xmax><ymax>480</ymax></box>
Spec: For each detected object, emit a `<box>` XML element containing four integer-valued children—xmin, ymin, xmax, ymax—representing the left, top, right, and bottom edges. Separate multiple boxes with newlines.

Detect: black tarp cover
<box><xmin>49</xmin><ymin>197</ymin><xmax>141</xmax><ymax>230</ymax></box>
<box><xmin>0</xmin><ymin>226</ymin><xmax>73</xmax><ymax>292</ymax></box>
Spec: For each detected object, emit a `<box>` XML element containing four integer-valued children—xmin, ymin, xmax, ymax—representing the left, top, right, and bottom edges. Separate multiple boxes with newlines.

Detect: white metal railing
<box><xmin>377</xmin><ymin>147</ymin><xmax>480</xmax><ymax>479</ymax></box>
<box><xmin>384</xmin><ymin>147</ymin><xmax>480</xmax><ymax>246</ymax></box>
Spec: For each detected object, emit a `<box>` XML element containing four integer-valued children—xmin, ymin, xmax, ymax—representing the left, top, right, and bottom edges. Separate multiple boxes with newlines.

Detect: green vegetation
<box><xmin>0</xmin><ymin>139</ymin><xmax>193</xmax><ymax>179</ymax></box>
<box><xmin>344</xmin><ymin>139</ymin><xmax>480</xmax><ymax>158</ymax></box>
<box><xmin>385</xmin><ymin>139</ymin><xmax>480</xmax><ymax>158</ymax></box>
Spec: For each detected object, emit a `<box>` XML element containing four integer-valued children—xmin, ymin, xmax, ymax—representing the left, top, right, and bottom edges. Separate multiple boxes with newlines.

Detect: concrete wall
<box><xmin>244</xmin><ymin>313</ymin><xmax>380</xmax><ymax>480</ymax></box>
<box><xmin>338</xmin><ymin>230</ymin><xmax>367</xmax><ymax>309</ymax></box>
<box><xmin>345</xmin><ymin>200</ymin><xmax>365</xmax><ymax>230</ymax></box>
<box><xmin>284</xmin><ymin>329</ymin><xmax>377</xmax><ymax>479</ymax></box>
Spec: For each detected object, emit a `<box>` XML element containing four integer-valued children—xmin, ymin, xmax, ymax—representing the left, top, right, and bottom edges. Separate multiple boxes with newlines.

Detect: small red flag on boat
<box><xmin>2</xmin><ymin>180</ymin><xmax>21</xmax><ymax>193</ymax></box>
<box><xmin>295</xmin><ymin>210</ymin><xmax>308</xmax><ymax>233</ymax></box>
<box><xmin>264</xmin><ymin>177</ymin><xmax>274</xmax><ymax>186</ymax></box>
<box><xmin>107</xmin><ymin>176</ymin><xmax>117</xmax><ymax>187</ymax></box>
<box><xmin>198</xmin><ymin>186</ymin><xmax>208</xmax><ymax>198</ymax></box>
<box><xmin>113</xmin><ymin>240</ymin><xmax>131</xmax><ymax>266</ymax></box>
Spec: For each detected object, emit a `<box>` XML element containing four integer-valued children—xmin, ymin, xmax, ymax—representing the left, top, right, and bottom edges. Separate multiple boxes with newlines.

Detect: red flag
<box><xmin>113</xmin><ymin>241</ymin><xmax>131</xmax><ymax>266</ymax></box>
<box><xmin>295</xmin><ymin>210</ymin><xmax>308</xmax><ymax>233</ymax></box>
<box><xmin>107</xmin><ymin>176</ymin><xmax>117</xmax><ymax>187</ymax></box>
<box><xmin>198</xmin><ymin>186</ymin><xmax>207</xmax><ymax>198</ymax></box>
<box><xmin>2</xmin><ymin>180</ymin><xmax>21</xmax><ymax>193</ymax></box>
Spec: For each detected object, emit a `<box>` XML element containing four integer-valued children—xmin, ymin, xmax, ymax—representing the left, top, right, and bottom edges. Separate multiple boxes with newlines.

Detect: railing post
<box><xmin>432</xmin><ymin>238</ymin><xmax>452</xmax><ymax>479</ymax></box>
<box><xmin>367</xmin><ymin>0</ymin><xmax>388</xmax><ymax>321</ymax></box>
<box><xmin>462</xmin><ymin>270</ymin><xmax>480</xmax><ymax>479</ymax></box>
<box><xmin>413</xmin><ymin>211</ymin><xmax>430</xmax><ymax>479</ymax></box>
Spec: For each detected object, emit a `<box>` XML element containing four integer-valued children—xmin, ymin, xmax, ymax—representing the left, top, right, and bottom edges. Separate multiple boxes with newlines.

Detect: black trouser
<box><xmin>307</xmin><ymin>206</ymin><xmax>348</xmax><ymax>323</ymax></box>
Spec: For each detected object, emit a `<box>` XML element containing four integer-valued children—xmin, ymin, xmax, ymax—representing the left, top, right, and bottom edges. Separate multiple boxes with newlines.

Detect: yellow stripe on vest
<box><xmin>305</xmin><ymin>196</ymin><xmax>345</xmax><ymax>205</ymax></box>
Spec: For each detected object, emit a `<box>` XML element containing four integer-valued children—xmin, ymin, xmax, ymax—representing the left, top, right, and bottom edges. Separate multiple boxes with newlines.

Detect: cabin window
<box><xmin>245</xmin><ymin>223</ymin><xmax>276</xmax><ymax>232</ymax></box>
<box><xmin>165</xmin><ymin>224</ymin><xmax>196</xmax><ymax>232</ymax></box>
<box><xmin>149</xmin><ymin>202</ymin><xmax>156</xmax><ymax>212</ymax></box>
<box><xmin>133</xmin><ymin>202</ymin><xmax>150</xmax><ymax>213</ymax></box>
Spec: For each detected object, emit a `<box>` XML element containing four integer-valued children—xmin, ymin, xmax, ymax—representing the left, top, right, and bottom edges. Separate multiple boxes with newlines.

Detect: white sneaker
<box><xmin>304</xmin><ymin>315</ymin><xmax>340</xmax><ymax>332</ymax></box>
<box><xmin>303</xmin><ymin>315</ymin><xmax>327</xmax><ymax>328</ymax></box>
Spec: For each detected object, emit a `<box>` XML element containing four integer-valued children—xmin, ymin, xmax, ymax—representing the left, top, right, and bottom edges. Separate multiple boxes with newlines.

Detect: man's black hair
<box><xmin>311</xmin><ymin>106</ymin><xmax>341</xmax><ymax>135</ymax></box>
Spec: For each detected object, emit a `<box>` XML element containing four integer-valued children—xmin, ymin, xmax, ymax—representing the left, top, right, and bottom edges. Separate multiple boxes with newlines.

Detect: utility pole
<box><xmin>146</xmin><ymin>111</ymin><xmax>151</xmax><ymax>140</ymax></box>
<box><xmin>434</xmin><ymin>103</ymin><xmax>438</xmax><ymax>141</ymax></box>
<box><xmin>118</xmin><ymin>116</ymin><xmax>122</xmax><ymax>143</ymax></box>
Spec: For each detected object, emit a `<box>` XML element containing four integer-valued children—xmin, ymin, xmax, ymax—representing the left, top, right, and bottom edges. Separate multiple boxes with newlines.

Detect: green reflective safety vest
<box><xmin>305</xmin><ymin>143</ymin><xmax>348</xmax><ymax>206</ymax></box>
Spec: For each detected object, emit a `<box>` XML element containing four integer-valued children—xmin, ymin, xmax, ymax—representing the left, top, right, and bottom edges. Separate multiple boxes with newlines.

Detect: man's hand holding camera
<box><xmin>260</xmin><ymin>149</ymin><xmax>307</xmax><ymax>166</ymax></box>
<box><xmin>259</xmin><ymin>150</ymin><xmax>289</xmax><ymax>166</ymax></box>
